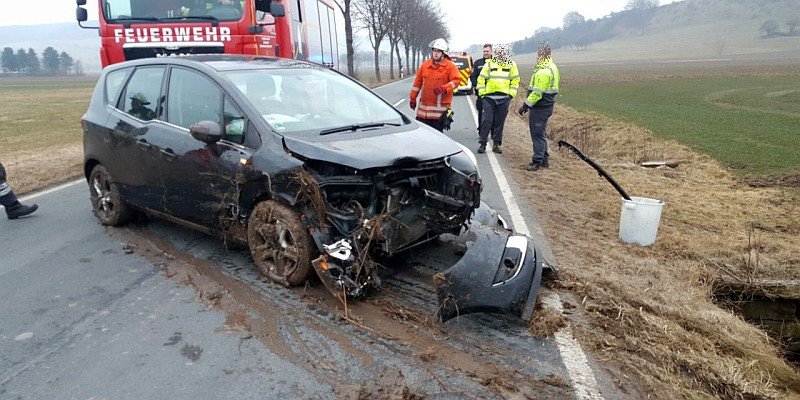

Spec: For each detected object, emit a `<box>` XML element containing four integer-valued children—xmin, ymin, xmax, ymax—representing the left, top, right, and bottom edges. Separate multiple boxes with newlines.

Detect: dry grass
<box><xmin>0</xmin><ymin>76</ymin><xmax>95</xmax><ymax>194</ymax></box>
<box><xmin>528</xmin><ymin>302</ymin><xmax>569</xmax><ymax>338</ymax></box>
<box><xmin>500</xmin><ymin>96</ymin><xmax>800</xmax><ymax>397</ymax></box>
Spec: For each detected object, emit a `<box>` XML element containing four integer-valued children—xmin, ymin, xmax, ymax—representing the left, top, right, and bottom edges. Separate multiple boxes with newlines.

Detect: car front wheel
<box><xmin>247</xmin><ymin>200</ymin><xmax>315</xmax><ymax>286</ymax></box>
<box><xmin>89</xmin><ymin>165</ymin><xmax>134</xmax><ymax>226</ymax></box>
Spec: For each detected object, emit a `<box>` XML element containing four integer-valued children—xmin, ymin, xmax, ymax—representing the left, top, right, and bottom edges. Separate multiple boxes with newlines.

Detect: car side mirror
<box><xmin>189</xmin><ymin>121</ymin><xmax>223</xmax><ymax>144</ymax></box>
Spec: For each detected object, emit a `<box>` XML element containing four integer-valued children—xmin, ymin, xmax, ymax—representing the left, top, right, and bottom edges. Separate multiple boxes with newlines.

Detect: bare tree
<box><xmin>74</xmin><ymin>60</ymin><xmax>84</xmax><ymax>76</ymax></box>
<box><xmin>759</xmin><ymin>20</ymin><xmax>780</xmax><ymax>37</ymax></box>
<box><xmin>331</xmin><ymin>0</ymin><xmax>356</xmax><ymax>77</ymax></box>
<box><xmin>385</xmin><ymin>0</ymin><xmax>406</xmax><ymax>79</ymax></box>
<box><xmin>355</xmin><ymin>0</ymin><xmax>389</xmax><ymax>82</ymax></box>
<box><xmin>787</xmin><ymin>19</ymin><xmax>799</xmax><ymax>36</ymax></box>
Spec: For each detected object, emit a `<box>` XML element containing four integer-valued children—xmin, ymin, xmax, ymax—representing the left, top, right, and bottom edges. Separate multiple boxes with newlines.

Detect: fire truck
<box><xmin>76</xmin><ymin>0</ymin><xmax>344</xmax><ymax>69</ymax></box>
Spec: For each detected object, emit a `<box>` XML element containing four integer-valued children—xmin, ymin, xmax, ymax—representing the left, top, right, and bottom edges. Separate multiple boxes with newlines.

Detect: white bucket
<box><xmin>618</xmin><ymin>196</ymin><xmax>664</xmax><ymax>246</ymax></box>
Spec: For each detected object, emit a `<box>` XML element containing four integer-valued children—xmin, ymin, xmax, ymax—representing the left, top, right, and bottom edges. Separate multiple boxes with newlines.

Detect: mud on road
<box><xmin>109</xmin><ymin>220</ymin><xmax>573</xmax><ymax>399</ymax></box>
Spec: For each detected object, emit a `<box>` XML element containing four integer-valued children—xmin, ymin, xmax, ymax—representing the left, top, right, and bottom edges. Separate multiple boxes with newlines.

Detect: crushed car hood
<box><xmin>282</xmin><ymin>125</ymin><xmax>464</xmax><ymax>170</ymax></box>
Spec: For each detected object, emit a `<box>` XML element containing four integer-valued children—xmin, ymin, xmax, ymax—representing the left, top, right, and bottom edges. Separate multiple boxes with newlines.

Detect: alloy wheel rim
<box><xmin>92</xmin><ymin>175</ymin><xmax>113</xmax><ymax>216</ymax></box>
<box><xmin>254</xmin><ymin>215</ymin><xmax>300</xmax><ymax>280</ymax></box>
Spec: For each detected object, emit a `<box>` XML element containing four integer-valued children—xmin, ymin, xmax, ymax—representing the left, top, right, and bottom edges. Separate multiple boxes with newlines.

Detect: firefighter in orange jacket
<box><xmin>409</xmin><ymin>38</ymin><xmax>461</xmax><ymax>132</ymax></box>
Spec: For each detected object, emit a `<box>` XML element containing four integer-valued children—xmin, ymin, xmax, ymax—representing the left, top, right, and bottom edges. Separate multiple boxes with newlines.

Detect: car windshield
<box><xmin>223</xmin><ymin>68</ymin><xmax>405</xmax><ymax>135</ymax></box>
<box><xmin>103</xmin><ymin>0</ymin><xmax>243</xmax><ymax>22</ymax></box>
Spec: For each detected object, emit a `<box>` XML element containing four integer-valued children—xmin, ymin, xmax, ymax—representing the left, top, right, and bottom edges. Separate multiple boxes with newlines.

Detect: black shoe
<box><xmin>526</xmin><ymin>163</ymin><xmax>542</xmax><ymax>171</ymax></box>
<box><xmin>5</xmin><ymin>202</ymin><xmax>38</xmax><ymax>219</ymax></box>
<box><xmin>492</xmin><ymin>144</ymin><xmax>502</xmax><ymax>154</ymax></box>
<box><xmin>477</xmin><ymin>144</ymin><xmax>486</xmax><ymax>154</ymax></box>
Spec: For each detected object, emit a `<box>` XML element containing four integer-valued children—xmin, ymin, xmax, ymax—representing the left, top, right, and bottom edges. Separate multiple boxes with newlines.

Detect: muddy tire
<box><xmin>247</xmin><ymin>200</ymin><xmax>315</xmax><ymax>286</ymax></box>
<box><xmin>89</xmin><ymin>165</ymin><xmax>134</xmax><ymax>226</ymax></box>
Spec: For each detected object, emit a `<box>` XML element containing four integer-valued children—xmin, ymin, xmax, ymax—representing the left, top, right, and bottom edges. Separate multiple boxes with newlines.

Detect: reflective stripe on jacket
<box><xmin>409</xmin><ymin>57</ymin><xmax>461</xmax><ymax>120</ymax></box>
<box><xmin>476</xmin><ymin>59</ymin><xmax>519</xmax><ymax>98</ymax></box>
<box><xmin>525</xmin><ymin>58</ymin><xmax>560</xmax><ymax>108</ymax></box>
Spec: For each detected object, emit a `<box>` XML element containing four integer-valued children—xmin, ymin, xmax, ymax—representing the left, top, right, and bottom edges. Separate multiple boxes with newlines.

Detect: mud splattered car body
<box><xmin>82</xmin><ymin>55</ymin><xmax>541</xmax><ymax>321</ymax></box>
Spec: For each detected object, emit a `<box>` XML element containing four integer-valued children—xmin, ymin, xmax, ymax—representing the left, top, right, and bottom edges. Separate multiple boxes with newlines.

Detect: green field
<box><xmin>557</xmin><ymin>72</ymin><xmax>800</xmax><ymax>177</ymax></box>
<box><xmin>0</xmin><ymin>76</ymin><xmax>98</xmax><ymax>154</ymax></box>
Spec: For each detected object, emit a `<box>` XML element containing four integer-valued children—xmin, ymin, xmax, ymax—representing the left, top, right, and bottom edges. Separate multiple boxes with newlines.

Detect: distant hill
<box><xmin>0</xmin><ymin>22</ymin><xmax>102</xmax><ymax>72</ymax></box>
<box><xmin>514</xmin><ymin>0</ymin><xmax>800</xmax><ymax>64</ymax></box>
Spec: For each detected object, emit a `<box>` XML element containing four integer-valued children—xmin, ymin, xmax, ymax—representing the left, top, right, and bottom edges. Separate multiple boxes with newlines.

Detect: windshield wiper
<box><xmin>111</xmin><ymin>17</ymin><xmax>160</xmax><ymax>22</ymax></box>
<box><xmin>160</xmin><ymin>16</ymin><xmax>219</xmax><ymax>21</ymax></box>
<box><xmin>320</xmin><ymin>122</ymin><xmax>400</xmax><ymax>136</ymax></box>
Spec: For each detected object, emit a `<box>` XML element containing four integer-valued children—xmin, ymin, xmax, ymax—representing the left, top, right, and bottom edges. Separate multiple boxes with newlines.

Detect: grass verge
<box><xmin>501</xmin><ymin>92</ymin><xmax>800</xmax><ymax>397</ymax></box>
<box><xmin>0</xmin><ymin>75</ymin><xmax>97</xmax><ymax>194</ymax></box>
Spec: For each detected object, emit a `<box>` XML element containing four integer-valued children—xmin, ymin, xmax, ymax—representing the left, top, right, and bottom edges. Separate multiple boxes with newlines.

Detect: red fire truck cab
<box><xmin>76</xmin><ymin>0</ymin><xmax>343</xmax><ymax>69</ymax></box>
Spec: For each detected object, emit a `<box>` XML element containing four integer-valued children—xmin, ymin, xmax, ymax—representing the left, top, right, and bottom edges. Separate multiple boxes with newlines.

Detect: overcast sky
<box><xmin>440</xmin><ymin>0</ymin><xmax>683</xmax><ymax>50</ymax></box>
<box><xmin>1</xmin><ymin>0</ymin><xmax>683</xmax><ymax>49</ymax></box>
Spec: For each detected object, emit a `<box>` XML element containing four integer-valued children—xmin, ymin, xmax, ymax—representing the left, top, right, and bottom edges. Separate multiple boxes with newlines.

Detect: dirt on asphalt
<box><xmin>107</xmin><ymin>225</ymin><xmax>576</xmax><ymax>399</ymax></box>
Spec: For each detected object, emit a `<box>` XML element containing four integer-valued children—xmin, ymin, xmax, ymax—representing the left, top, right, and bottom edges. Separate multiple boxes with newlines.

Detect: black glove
<box><xmin>518</xmin><ymin>104</ymin><xmax>529</xmax><ymax>116</ymax></box>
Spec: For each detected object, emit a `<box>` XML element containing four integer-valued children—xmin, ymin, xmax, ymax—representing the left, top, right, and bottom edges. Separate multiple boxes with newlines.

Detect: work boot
<box><xmin>492</xmin><ymin>144</ymin><xmax>502</xmax><ymax>154</ymax></box>
<box><xmin>477</xmin><ymin>144</ymin><xmax>486</xmax><ymax>154</ymax></box>
<box><xmin>526</xmin><ymin>162</ymin><xmax>542</xmax><ymax>171</ymax></box>
<box><xmin>5</xmin><ymin>202</ymin><xmax>38</xmax><ymax>220</ymax></box>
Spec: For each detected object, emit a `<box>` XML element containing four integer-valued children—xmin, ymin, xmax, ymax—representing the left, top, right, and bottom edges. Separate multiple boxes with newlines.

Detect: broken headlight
<box><xmin>446</xmin><ymin>146</ymin><xmax>479</xmax><ymax>180</ymax></box>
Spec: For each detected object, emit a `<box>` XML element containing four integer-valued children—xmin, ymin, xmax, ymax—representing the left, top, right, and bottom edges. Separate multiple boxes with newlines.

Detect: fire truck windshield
<box><xmin>103</xmin><ymin>0</ymin><xmax>244</xmax><ymax>22</ymax></box>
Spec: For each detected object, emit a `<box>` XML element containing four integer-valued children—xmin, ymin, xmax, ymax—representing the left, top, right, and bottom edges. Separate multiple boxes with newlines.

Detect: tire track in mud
<box><xmin>108</xmin><ymin>223</ymin><xmax>573</xmax><ymax>399</ymax></box>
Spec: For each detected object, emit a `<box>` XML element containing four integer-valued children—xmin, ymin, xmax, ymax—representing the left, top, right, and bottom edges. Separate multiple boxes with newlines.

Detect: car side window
<box><xmin>105</xmin><ymin>67</ymin><xmax>131</xmax><ymax>106</ymax></box>
<box><xmin>223</xmin><ymin>97</ymin><xmax>246</xmax><ymax>145</ymax></box>
<box><xmin>122</xmin><ymin>67</ymin><xmax>165</xmax><ymax>121</ymax></box>
<box><xmin>166</xmin><ymin>67</ymin><xmax>222</xmax><ymax>130</ymax></box>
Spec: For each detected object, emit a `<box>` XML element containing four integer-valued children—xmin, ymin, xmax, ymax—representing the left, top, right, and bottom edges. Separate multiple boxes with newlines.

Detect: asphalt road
<box><xmin>0</xmin><ymin>78</ymin><xmax>609</xmax><ymax>400</ymax></box>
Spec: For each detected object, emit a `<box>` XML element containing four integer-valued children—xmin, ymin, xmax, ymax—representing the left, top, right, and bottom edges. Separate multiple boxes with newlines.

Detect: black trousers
<box><xmin>0</xmin><ymin>161</ymin><xmax>18</xmax><ymax>206</ymax></box>
<box><xmin>478</xmin><ymin>97</ymin><xmax>510</xmax><ymax>146</ymax></box>
<box><xmin>476</xmin><ymin>95</ymin><xmax>484</xmax><ymax>131</ymax></box>
<box><xmin>417</xmin><ymin>116</ymin><xmax>445</xmax><ymax>132</ymax></box>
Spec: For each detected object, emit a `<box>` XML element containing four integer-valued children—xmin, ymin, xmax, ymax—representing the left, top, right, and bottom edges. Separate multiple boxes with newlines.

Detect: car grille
<box><xmin>123</xmin><ymin>46</ymin><xmax>225</xmax><ymax>61</ymax></box>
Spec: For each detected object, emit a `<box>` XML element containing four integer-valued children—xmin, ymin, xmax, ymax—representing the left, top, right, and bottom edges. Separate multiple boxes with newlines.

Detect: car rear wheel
<box><xmin>89</xmin><ymin>165</ymin><xmax>134</xmax><ymax>226</ymax></box>
<box><xmin>247</xmin><ymin>200</ymin><xmax>315</xmax><ymax>286</ymax></box>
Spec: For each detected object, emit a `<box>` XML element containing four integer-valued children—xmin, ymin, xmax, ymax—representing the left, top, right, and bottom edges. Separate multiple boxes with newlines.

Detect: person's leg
<box><xmin>476</xmin><ymin>96</ymin><xmax>484</xmax><ymax>134</ymax></box>
<box><xmin>416</xmin><ymin>116</ymin><xmax>444</xmax><ymax>132</ymax></box>
<box><xmin>539</xmin><ymin>106</ymin><xmax>553</xmax><ymax>165</ymax></box>
<box><xmin>491</xmin><ymin>100</ymin><xmax>510</xmax><ymax>152</ymax></box>
<box><xmin>477</xmin><ymin>98</ymin><xmax>496</xmax><ymax>152</ymax></box>
<box><xmin>0</xmin><ymin>162</ymin><xmax>38</xmax><ymax>219</ymax></box>
<box><xmin>527</xmin><ymin>106</ymin><xmax>553</xmax><ymax>169</ymax></box>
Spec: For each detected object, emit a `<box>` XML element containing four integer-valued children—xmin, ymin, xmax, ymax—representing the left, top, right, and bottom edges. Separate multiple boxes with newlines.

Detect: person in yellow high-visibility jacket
<box><xmin>518</xmin><ymin>43</ymin><xmax>560</xmax><ymax>171</ymax></box>
<box><xmin>476</xmin><ymin>44</ymin><xmax>519</xmax><ymax>154</ymax></box>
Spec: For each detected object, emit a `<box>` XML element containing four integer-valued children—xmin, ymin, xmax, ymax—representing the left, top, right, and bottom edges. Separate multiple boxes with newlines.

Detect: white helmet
<box><xmin>429</xmin><ymin>38</ymin><xmax>450</xmax><ymax>55</ymax></box>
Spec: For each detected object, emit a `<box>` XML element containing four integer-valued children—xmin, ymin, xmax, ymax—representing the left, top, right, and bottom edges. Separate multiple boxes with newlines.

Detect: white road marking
<box><xmin>18</xmin><ymin>179</ymin><xmax>84</xmax><ymax>202</ymax></box>
<box><xmin>393</xmin><ymin>99</ymin><xmax>405</xmax><ymax>107</ymax></box>
<box><xmin>466</xmin><ymin>97</ymin><xmax>604</xmax><ymax>400</ymax></box>
<box><xmin>373</xmin><ymin>76</ymin><xmax>413</xmax><ymax>89</ymax></box>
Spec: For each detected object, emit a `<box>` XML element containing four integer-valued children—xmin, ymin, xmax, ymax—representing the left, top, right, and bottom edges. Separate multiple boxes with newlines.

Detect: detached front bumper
<box><xmin>436</xmin><ymin>223</ymin><xmax>543</xmax><ymax>322</ymax></box>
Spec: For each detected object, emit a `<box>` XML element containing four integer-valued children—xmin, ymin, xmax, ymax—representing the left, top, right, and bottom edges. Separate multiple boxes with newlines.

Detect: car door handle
<box><xmin>137</xmin><ymin>139</ymin><xmax>151</xmax><ymax>149</ymax></box>
<box><xmin>160</xmin><ymin>148</ymin><xmax>177</xmax><ymax>159</ymax></box>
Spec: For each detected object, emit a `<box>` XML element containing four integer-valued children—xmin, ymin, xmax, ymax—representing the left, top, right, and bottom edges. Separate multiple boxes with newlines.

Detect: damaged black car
<box><xmin>81</xmin><ymin>55</ymin><xmax>542</xmax><ymax>321</ymax></box>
